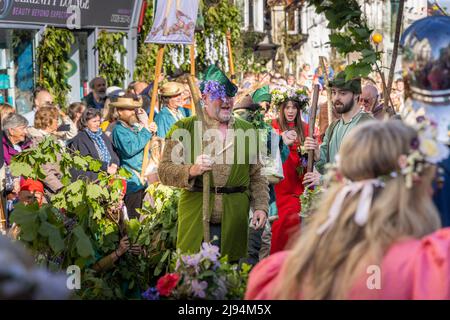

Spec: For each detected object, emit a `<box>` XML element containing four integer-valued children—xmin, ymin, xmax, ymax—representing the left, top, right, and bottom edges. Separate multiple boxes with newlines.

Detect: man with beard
<box><xmin>303</xmin><ymin>71</ymin><xmax>373</xmax><ymax>187</ymax></box>
<box><xmin>158</xmin><ymin>65</ymin><xmax>269</xmax><ymax>262</ymax></box>
<box><xmin>84</xmin><ymin>77</ymin><xmax>107</xmax><ymax>110</ymax></box>
<box><xmin>111</xmin><ymin>94</ymin><xmax>157</xmax><ymax>218</ymax></box>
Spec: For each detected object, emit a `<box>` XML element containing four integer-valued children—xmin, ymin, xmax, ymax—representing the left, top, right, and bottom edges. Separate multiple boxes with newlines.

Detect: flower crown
<box><xmin>317</xmin><ymin>116</ymin><xmax>449</xmax><ymax>235</ymax></box>
<box><xmin>270</xmin><ymin>87</ymin><xmax>309</xmax><ymax>110</ymax></box>
<box><xmin>201</xmin><ymin>80</ymin><xmax>227</xmax><ymax>101</ymax></box>
<box><xmin>400</xmin><ymin>116</ymin><xmax>449</xmax><ymax>188</ymax></box>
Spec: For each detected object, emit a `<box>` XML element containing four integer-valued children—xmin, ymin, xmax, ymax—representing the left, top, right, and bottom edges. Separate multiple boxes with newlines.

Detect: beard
<box><xmin>96</xmin><ymin>91</ymin><xmax>106</xmax><ymax>100</ymax></box>
<box><xmin>334</xmin><ymin>98</ymin><xmax>355</xmax><ymax>114</ymax></box>
<box><xmin>122</xmin><ymin>113</ymin><xmax>138</xmax><ymax>126</ymax></box>
<box><xmin>215</xmin><ymin>106</ymin><xmax>232</xmax><ymax>123</ymax></box>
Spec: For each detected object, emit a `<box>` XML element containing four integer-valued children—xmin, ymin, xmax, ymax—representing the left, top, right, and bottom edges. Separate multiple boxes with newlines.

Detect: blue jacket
<box><xmin>154</xmin><ymin>106</ymin><xmax>191</xmax><ymax>138</ymax></box>
<box><xmin>112</xmin><ymin>122</ymin><xmax>152</xmax><ymax>194</ymax></box>
<box><xmin>434</xmin><ymin>155</ymin><xmax>450</xmax><ymax>227</ymax></box>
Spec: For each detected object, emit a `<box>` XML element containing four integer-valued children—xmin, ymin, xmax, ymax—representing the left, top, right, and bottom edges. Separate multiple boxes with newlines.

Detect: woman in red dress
<box><xmin>270</xmin><ymin>98</ymin><xmax>309</xmax><ymax>254</ymax></box>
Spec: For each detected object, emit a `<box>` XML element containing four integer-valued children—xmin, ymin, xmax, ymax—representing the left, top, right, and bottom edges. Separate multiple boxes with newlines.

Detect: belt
<box><xmin>191</xmin><ymin>185</ymin><xmax>248</xmax><ymax>194</ymax></box>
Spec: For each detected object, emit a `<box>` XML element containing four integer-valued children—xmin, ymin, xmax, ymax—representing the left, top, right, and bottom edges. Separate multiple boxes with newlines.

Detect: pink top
<box><xmin>245</xmin><ymin>228</ymin><xmax>450</xmax><ymax>300</ymax></box>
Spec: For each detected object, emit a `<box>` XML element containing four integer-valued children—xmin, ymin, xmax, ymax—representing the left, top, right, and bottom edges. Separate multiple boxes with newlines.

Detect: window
<box><xmin>236</xmin><ymin>0</ymin><xmax>249</xmax><ymax>30</ymax></box>
<box><xmin>253</xmin><ymin>0</ymin><xmax>264</xmax><ymax>32</ymax></box>
<box><xmin>0</xmin><ymin>29</ymin><xmax>37</xmax><ymax>114</ymax></box>
<box><xmin>287</xmin><ymin>9</ymin><xmax>300</xmax><ymax>34</ymax></box>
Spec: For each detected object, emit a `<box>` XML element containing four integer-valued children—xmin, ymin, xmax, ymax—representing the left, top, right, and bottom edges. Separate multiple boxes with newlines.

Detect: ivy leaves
<box><xmin>94</xmin><ymin>31</ymin><xmax>129</xmax><ymax>87</ymax></box>
<box><xmin>309</xmin><ymin>0</ymin><xmax>379</xmax><ymax>80</ymax></box>
<box><xmin>37</xmin><ymin>27</ymin><xmax>75</xmax><ymax>109</ymax></box>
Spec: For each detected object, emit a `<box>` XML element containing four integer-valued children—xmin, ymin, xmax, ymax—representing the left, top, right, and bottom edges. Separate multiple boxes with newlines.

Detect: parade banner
<box><xmin>145</xmin><ymin>0</ymin><xmax>199</xmax><ymax>45</ymax></box>
<box><xmin>0</xmin><ymin>0</ymin><xmax>135</xmax><ymax>29</ymax></box>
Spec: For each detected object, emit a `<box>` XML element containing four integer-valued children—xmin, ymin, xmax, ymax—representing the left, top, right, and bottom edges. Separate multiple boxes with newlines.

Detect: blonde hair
<box><xmin>273</xmin><ymin>120</ymin><xmax>441</xmax><ymax>299</ymax></box>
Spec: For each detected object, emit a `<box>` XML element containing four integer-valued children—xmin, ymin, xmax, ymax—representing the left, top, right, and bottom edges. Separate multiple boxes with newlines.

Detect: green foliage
<box><xmin>138</xmin><ymin>184</ymin><xmax>179</xmax><ymax>279</ymax></box>
<box><xmin>36</xmin><ymin>27</ymin><xmax>75</xmax><ymax>109</ymax></box>
<box><xmin>299</xmin><ymin>186</ymin><xmax>322</xmax><ymax>219</ymax></box>
<box><xmin>94</xmin><ymin>30</ymin><xmax>129</xmax><ymax>87</ymax></box>
<box><xmin>9</xmin><ymin>137</ymin><xmax>135</xmax><ymax>297</ymax></box>
<box><xmin>308</xmin><ymin>0</ymin><xmax>381</xmax><ymax>80</ymax></box>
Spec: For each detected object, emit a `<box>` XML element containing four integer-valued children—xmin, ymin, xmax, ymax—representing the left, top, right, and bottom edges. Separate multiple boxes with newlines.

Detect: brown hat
<box><xmin>109</xmin><ymin>96</ymin><xmax>143</xmax><ymax>108</ymax></box>
<box><xmin>160</xmin><ymin>82</ymin><xmax>184</xmax><ymax>97</ymax></box>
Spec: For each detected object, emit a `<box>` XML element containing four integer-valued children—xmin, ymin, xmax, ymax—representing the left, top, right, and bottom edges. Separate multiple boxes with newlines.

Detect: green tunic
<box><xmin>316</xmin><ymin>111</ymin><xmax>373</xmax><ymax>174</ymax></box>
<box><xmin>161</xmin><ymin>115</ymin><xmax>268</xmax><ymax>262</ymax></box>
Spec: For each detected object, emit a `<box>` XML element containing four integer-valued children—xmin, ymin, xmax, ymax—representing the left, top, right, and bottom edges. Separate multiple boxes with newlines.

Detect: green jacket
<box><xmin>160</xmin><ymin>115</ymin><xmax>266</xmax><ymax>261</ymax></box>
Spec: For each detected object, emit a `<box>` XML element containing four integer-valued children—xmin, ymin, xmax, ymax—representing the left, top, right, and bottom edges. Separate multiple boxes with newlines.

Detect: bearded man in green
<box><xmin>158</xmin><ymin>65</ymin><xmax>269</xmax><ymax>262</ymax></box>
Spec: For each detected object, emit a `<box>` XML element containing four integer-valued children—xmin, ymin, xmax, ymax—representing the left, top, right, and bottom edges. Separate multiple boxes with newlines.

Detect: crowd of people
<box><xmin>0</xmin><ymin>14</ymin><xmax>449</xmax><ymax>301</ymax></box>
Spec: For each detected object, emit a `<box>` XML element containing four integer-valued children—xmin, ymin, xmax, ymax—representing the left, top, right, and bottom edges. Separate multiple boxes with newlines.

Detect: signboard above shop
<box><xmin>0</xmin><ymin>0</ymin><xmax>136</xmax><ymax>29</ymax></box>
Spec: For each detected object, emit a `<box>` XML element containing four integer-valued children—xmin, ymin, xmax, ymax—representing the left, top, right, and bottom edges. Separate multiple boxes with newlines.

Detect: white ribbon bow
<box><xmin>316</xmin><ymin>179</ymin><xmax>385</xmax><ymax>235</ymax></box>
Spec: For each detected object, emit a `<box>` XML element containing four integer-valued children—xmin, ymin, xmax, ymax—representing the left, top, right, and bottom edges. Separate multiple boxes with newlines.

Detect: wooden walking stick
<box><xmin>190</xmin><ymin>41</ymin><xmax>196</xmax><ymax>116</ymax></box>
<box><xmin>226</xmin><ymin>30</ymin><xmax>236</xmax><ymax>85</ymax></box>
<box><xmin>187</xmin><ymin>75</ymin><xmax>211</xmax><ymax>242</ymax></box>
<box><xmin>319</xmin><ymin>56</ymin><xmax>333</xmax><ymax>126</ymax></box>
<box><xmin>141</xmin><ymin>45</ymin><xmax>165</xmax><ymax>179</ymax></box>
<box><xmin>307</xmin><ymin>84</ymin><xmax>320</xmax><ymax>174</ymax></box>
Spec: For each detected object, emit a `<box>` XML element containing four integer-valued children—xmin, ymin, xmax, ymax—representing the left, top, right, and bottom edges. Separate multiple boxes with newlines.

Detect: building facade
<box><xmin>0</xmin><ymin>0</ymin><xmax>144</xmax><ymax>114</ymax></box>
<box><xmin>236</xmin><ymin>0</ymin><xmax>430</xmax><ymax>80</ymax></box>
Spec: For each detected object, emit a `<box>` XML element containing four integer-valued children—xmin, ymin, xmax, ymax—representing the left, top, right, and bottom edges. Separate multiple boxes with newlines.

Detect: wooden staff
<box><xmin>190</xmin><ymin>41</ymin><xmax>196</xmax><ymax>116</ymax></box>
<box><xmin>141</xmin><ymin>45</ymin><xmax>165</xmax><ymax>179</ymax></box>
<box><xmin>307</xmin><ymin>84</ymin><xmax>320</xmax><ymax>174</ymax></box>
<box><xmin>187</xmin><ymin>75</ymin><xmax>211</xmax><ymax>242</ymax></box>
<box><xmin>226</xmin><ymin>30</ymin><xmax>236</xmax><ymax>84</ymax></box>
<box><xmin>319</xmin><ymin>56</ymin><xmax>333</xmax><ymax>126</ymax></box>
<box><xmin>0</xmin><ymin>196</ymin><xmax>7</xmax><ymax>234</ymax></box>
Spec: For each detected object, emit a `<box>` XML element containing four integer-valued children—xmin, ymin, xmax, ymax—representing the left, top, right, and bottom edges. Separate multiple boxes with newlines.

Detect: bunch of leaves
<box><xmin>9</xmin><ymin>137</ymin><xmax>142</xmax><ymax>299</ymax></box>
<box><xmin>36</xmin><ymin>27</ymin><xmax>75</xmax><ymax>109</ymax></box>
<box><xmin>308</xmin><ymin>0</ymin><xmax>381</xmax><ymax>80</ymax></box>
<box><xmin>300</xmin><ymin>186</ymin><xmax>322</xmax><ymax>219</ymax></box>
<box><xmin>94</xmin><ymin>30</ymin><xmax>129</xmax><ymax>87</ymax></box>
<box><xmin>144</xmin><ymin>242</ymin><xmax>251</xmax><ymax>300</ymax></box>
<box><xmin>138</xmin><ymin>184</ymin><xmax>180</xmax><ymax>280</ymax></box>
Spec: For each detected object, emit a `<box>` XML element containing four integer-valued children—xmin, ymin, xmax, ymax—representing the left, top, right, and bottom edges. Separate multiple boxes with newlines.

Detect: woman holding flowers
<box><xmin>270</xmin><ymin>89</ymin><xmax>318</xmax><ymax>253</ymax></box>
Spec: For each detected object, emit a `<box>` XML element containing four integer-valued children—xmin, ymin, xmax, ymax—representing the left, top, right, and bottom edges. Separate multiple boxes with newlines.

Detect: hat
<box><xmin>159</xmin><ymin>82</ymin><xmax>184</xmax><ymax>97</ymax></box>
<box><xmin>109</xmin><ymin>96</ymin><xmax>143</xmax><ymax>109</ymax></box>
<box><xmin>20</xmin><ymin>178</ymin><xmax>44</xmax><ymax>194</ymax></box>
<box><xmin>106</xmin><ymin>86</ymin><xmax>125</xmax><ymax>98</ymax></box>
<box><xmin>329</xmin><ymin>71</ymin><xmax>362</xmax><ymax>94</ymax></box>
<box><xmin>251</xmin><ymin>85</ymin><xmax>272</xmax><ymax>104</ymax></box>
<box><xmin>199</xmin><ymin>64</ymin><xmax>238</xmax><ymax>98</ymax></box>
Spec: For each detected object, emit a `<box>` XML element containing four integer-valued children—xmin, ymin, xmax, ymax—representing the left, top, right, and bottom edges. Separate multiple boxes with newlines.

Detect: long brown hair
<box><xmin>277</xmin><ymin>99</ymin><xmax>305</xmax><ymax>143</ymax></box>
<box><xmin>273</xmin><ymin>120</ymin><xmax>441</xmax><ymax>299</ymax></box>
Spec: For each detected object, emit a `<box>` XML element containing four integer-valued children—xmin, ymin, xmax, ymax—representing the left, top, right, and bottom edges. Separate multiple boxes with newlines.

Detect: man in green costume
<box><xmin>158</xmin><ymin>65</ymin><xmax>269</xmax><ymax>262</ymax></box>
<box><xmin>303</xmin><ymin>71</ymin><xmax>374</xmax><ymax>187</ymax></box>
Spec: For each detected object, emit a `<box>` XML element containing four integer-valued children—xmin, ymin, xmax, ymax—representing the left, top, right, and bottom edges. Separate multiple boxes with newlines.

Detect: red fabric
<box><xmin>270</xmin><ymin>119</ymin><xmax>308</xmax><ymax>254</ymax></box>
<box><xmin>246</xmin><ymin>228</ymin><xmax>450</xmax><ymax>300</ymax></box>
<box><xmin>20</xmin><ymin>178</ymin><xmax>44</xmax><ymax>194</ymax></box>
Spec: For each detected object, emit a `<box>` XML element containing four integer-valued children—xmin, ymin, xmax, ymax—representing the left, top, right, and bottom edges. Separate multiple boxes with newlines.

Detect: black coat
<box><xmin>68</xmin><ymin>130</ymin><xmax>120</xmax><ymax>181</ymax></box>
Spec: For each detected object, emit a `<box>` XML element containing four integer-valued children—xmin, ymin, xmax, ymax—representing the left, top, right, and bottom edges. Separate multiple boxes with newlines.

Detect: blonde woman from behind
<box><xmin>246</xmin><ymin>120</ymin><xmax>449</xmax><ymax>300</ymax></box>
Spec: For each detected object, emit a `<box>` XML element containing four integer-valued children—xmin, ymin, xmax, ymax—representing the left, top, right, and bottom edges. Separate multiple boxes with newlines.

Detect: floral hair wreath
<box><xmin>270</xmin><ymin>87</ymin><xmax>309</xmax><ymax>111</ymax></box>
<box><xmin>201</xmin><ymin>80</ymin><xmax>227</xmax><ymax>101</ymax></box>
<box><xmin>316</xmin><ymin>116</ymin><xmax>449</xmax><ymax>235</ymax></box>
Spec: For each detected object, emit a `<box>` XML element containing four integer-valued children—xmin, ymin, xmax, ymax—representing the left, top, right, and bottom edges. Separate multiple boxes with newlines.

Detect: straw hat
<box><xmin>160</xmin><ymin>82</ymin><xmax>185</xmax><ymax>97</ymax></box>
<box><xmin>109</xmin><ymin>96</ymin><xmax>143</xmax><ymax>108</ymax></box>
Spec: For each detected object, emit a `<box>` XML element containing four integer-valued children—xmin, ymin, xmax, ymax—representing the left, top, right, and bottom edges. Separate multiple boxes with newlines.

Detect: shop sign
<box><xmin>0</xmin><ymin>0</ymin><xmax>135</xmax><ymax>29</ymax></box>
